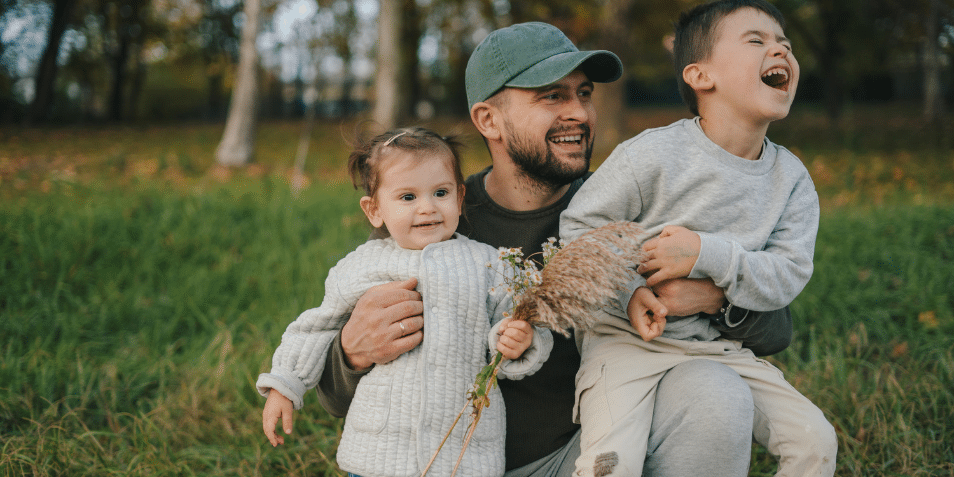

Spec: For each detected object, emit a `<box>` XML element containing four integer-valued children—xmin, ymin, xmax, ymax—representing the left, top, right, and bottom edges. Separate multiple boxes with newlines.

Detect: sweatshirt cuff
<box><xmin>688</xmin><ymin>232</ymin><xmax>732</xmax><ymax>283</ymax></box>
<box><xmin>615</xmin><ymin>274</ymin><xmax>647</xmax><ymax>317</ymax></box>
<box><xmin>488</xmin><ymin>322</ymin><xmax>554</xmax><ymax>380</ymax></box>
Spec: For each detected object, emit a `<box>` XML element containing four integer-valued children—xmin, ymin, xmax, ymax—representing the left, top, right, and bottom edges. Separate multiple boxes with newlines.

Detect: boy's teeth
<box><xmin>761</xmin><ymin>68</ymin><xmax>788</xmax><ymax>88</ymax></box>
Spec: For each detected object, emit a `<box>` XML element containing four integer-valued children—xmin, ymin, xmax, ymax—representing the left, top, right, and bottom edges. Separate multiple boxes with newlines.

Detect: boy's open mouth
<box><xmin>761</xmin><ymin>67</ymin><xmax>790</xmax><ymax>91</ymax></box>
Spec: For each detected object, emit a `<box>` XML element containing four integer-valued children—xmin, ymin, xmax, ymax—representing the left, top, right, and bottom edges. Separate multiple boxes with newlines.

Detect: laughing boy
<box><xmin>559</xmin><ymin>1</ymin><xmax>838</xmax><ymax>475</ymax></box>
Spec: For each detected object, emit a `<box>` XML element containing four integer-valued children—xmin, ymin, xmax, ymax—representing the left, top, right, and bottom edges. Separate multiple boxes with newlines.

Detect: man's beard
<box><xmin>505</xmin><ymin>121</ymin><xmax>593</xmax><ymax>192</ymax></box>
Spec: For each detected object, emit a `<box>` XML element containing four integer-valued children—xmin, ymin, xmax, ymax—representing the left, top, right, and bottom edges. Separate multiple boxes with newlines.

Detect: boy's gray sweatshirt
<box><xmin>560</xmin><ymin>118</ymin><xmax>819</xmax><ymax>341</ymax></box>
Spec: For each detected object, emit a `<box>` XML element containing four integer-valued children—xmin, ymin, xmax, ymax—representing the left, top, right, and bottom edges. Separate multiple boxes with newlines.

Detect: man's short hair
<box><xmin>465</xmin><ymin>22</ymin><xmax>623</xmax><ymax>109</ymax></box>
<box><xmin>673</xmin><ymin>0</ymin><xmax>786</xmax><ymax>115</ymax></box>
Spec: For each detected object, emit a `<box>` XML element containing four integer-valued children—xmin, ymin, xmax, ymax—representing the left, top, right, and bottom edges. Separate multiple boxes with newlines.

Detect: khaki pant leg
<box><xmin>573</xmin><ymin>336</ymin><xmax>696</xmax><ymax>477</ymax></box>
<box><xmin>709</xmin><ymin>343</ymin><xmax>838</xmax><ymax>477</ymax></box>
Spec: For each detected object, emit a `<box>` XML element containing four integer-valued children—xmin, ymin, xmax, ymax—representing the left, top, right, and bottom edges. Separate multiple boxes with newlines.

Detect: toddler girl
<box><xmin>256</xmin><ymin>127</ymin><xmax>553</xmax><ymax>477</ymax></box>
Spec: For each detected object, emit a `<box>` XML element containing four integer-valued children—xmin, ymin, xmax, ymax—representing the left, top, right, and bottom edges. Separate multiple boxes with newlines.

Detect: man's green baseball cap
<box><xmin>465</xmin><ymin>22</ymin><xmax>623</xmax><ymax>109</ymax></box>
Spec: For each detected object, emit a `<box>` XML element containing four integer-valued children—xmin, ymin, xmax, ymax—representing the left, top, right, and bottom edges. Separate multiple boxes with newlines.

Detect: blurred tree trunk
<box><xmin>216</xmin><ymin>0</ymin><xmax>262</xmax><ymax>166</ymax></box>
<box><xmin>401</xmin><ymin>0</ymin><xmax>422</xmax><ymax>118</ymax></box>
<box><xmin>107</xmin><ymin>12</ymin><xmax>131</xmax><ymax>121</ymax></box>
<box><xmin>594</xmin><ymin>0</ymin><xmax>634</xmax><ymax>154</ymax></box>
<box><xmin>373</xmin><ymin>0</ymin><xmax>411</xmax><ymax>128</ymax></box>
<box><xmin>28</xmin><ymin>0</ymin><xmax>77</xmax><ymax>124</ymax></box>
<box><xmin>923</xmin><ymin>0</ymin><xmax>943</xmax><ymax>123</ymax></box>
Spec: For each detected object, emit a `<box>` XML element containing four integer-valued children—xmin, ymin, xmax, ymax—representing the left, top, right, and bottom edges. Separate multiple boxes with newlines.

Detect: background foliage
<box><xmin>2</xmin><ymin>106</ymin><xmax>953</xmax><ymax>475</ymax></box>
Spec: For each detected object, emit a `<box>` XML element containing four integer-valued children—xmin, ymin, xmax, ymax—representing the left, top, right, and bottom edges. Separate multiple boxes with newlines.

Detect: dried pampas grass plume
<box><xmin>511</xmin><ymin>221</ymin><xmax>646</xmax><ymax>336</ymax></box>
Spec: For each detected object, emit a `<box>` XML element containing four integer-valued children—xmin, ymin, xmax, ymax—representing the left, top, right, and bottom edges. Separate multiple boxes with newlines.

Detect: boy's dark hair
<box><xmin>347</xmin><ymin>127</ymin><xmax>465</xmax><ymax>199</ymax></box>
<box><xmin>673</xmin><ymin>0</ymin><xmax>786</xmax><ymax>115</ymax></box>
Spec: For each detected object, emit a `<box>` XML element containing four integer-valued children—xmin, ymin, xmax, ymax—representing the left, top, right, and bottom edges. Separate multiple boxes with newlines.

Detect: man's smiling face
<box><xmin>497</xmin><ymin>70</ymin><xmax>597</xmax><ymax>189</ymax></box>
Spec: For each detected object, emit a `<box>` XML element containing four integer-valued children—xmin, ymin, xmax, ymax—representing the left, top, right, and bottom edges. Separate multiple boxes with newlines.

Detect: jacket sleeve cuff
<box><xmin>257</xmin><ymin>371</ymin><xmax>307</xmax><ymax>410</ymax></box>
<box><xmin>488</xmin><ymin>322</ymin><xmax>554</xmax><ymax>380</ymax></box>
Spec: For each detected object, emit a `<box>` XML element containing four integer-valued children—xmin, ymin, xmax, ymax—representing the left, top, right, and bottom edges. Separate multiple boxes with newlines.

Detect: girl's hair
<box><xmin>347</xmin><ymin>127</ymin><xmax>466</xmax><ymax>198</ymax></box>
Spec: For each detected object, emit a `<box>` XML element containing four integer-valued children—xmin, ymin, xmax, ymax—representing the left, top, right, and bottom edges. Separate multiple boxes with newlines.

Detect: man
<box><xmin>316</xmin><ymin>22</ymin><xmax>793</xmax><ymax>476</ymax></box>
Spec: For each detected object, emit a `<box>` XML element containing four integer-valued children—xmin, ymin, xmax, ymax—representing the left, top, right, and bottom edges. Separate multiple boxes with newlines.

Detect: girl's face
<box><xmin>359</xmin><ymin>150</ymin><xmax>464</xmax><ymax>250</ymax></box>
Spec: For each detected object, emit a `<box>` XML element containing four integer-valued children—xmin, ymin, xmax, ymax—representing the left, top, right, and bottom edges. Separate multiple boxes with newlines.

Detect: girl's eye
<box><xmin>400</xmin><ymin>193</ymin><xmax>415</xmax><ymax>201</ymax></box>
<box><xmin>434</xmin><ymin>189</ymin><xmax>448</xmax><ymax>198</ymax></box>
<box><xmin>750</xmin><ymin>38</ymin><xmax>764</xmax><ymax>45</ymax></box>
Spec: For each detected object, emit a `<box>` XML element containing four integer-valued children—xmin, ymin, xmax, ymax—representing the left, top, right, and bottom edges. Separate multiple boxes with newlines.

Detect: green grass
<box><xmin>1</xmin><ymin>109</ymin><xmax>953</xmax><ymax>475</ymax></box>
<box><xmin>0</xmin><ymin>180</ymin><xmax>368</xmax><ymax>475</ymax></box>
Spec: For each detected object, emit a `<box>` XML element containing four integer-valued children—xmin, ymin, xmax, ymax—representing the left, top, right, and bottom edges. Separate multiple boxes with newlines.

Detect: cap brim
<box><xmin>504</xmin><ymin>50</ymin><xmax>623</xmax><ymax>89</ymax></box>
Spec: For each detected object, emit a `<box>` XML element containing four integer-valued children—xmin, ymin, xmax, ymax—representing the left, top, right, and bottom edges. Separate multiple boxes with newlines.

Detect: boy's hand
<box><xmin>639</xmin><ymin>225</ymin><xmax>701</xmax><ymax>288</ymax></box>
<box><xmin>496</xmin><ymin>318</ymin><xmax>533</xmax><ymax>359</ymax></box>
<box><xmin>627</xmin><ymin>287</ymin><xmax>667</xmax><ymax>341</ymax></box>
<box><xmin>262</xmin><ymin>389</ymin><xmax>294</xmax><ymax>447</ymax></box>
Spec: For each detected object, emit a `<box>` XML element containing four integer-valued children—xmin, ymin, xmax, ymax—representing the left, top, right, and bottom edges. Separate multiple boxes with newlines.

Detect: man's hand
<box><xmin>652</xmin><ymin>278</ymin><xmax>724</xmax><ymax>316</ymax></box>
<box><xmin>262</xmin><ymin>389</ymin><xmax>294</xmax><ymax>447</ymax></box>
<box><xmin>627</xmin><ymin>287</ymin><xmax>667</xmax><ymax>341</ymax></box>
<box><xmin>638</xmin><ymin>225</ymin><xmax>701</xmax><ymax>287</ymax></box>
<box><xmin>341</xmin><ymin>278</ymin><xmax>425</xmax><ymax>370</ymax></box>
<box><xmin>496</xmin><ymin>318</ymin><xmax>533</xmax><ymax>359</ymax></box>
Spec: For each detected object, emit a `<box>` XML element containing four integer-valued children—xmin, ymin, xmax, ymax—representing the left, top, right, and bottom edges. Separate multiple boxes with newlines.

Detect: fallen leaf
<box><xmin>918</xmin><ymin>311</ymin><xmax>939</xmax><ymax>329</ymax></box>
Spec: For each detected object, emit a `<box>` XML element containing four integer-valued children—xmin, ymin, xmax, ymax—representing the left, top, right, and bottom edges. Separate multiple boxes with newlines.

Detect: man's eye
<box><xmin>435</xmin><ymin>189</ymin><xmax>448</xmax><ymax>198</ymax></box>
<box><xmin>400</xmin><ymin>194</ymin><xmax>415</xmax><ymax>201</ymax></box>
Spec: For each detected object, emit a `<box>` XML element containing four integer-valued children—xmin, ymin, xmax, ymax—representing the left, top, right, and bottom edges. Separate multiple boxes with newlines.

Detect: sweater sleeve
<box><xmin>485</xmin><ymin>257</ymin><xmax>553</xmax><ymax>380</ymax></box>
<box><xmin>256</xmin><ymin>264</ymin><xmax>357</xmax><ymax>410</ymax></box>
<box><xmin>689</xmin><ymin>175</ymin><xmax>819</xmax><ymax>311</ymax></box>
<box><xmin>559</xmin><ymin>143</ymin><xmax>647</xmax><ymax>313</ymax></box>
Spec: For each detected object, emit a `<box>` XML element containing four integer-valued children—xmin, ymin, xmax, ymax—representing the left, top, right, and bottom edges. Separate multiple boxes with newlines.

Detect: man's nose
<box><xmin>561</xmin><ymin>95</ymin><xmax>591</xmax><ymax>123</ymax></box>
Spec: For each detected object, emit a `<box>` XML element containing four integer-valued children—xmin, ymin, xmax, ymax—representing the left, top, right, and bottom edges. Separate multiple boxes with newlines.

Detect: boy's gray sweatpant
<box><xmin>504</xmin><ymin>359</ymin><xmax>755</xmax><ymax>477</ymax></box>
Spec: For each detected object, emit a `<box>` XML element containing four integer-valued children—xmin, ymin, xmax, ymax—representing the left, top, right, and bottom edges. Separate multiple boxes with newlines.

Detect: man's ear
<box><xmin>683</xmin><ymin>63</ymin><xmax>714</xmax><ymax>91</ymax></box>
<box><xmin>470</xmin><ymin>102</ymin><xmax>502</xmax><ymax>141</ymax></box>
<box><xmin>359</xmin><ymin>196</ymin><xmax>384</xmax><ymax>228</ymax></box>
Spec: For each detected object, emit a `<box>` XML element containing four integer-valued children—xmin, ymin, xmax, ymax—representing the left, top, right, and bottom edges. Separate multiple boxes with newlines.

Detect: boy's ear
<box><xmin>683</xmin><ymin>63</ymin><xmax>714</xmax><ymax>92</ymax></box>
<box><xmin>359</xmin><ymin>196</ymin><xmax>384</xmax><ymax>228</ymax></box>
<box><xmin>470</xmin><ymin>102</ymin><xmax>502</xmax><ymax>141</ymax></box>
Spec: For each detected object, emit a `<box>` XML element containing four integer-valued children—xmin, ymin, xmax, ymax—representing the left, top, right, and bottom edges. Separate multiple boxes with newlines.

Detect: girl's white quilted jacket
<box><xmin>257</xmin><ymin>235</ymin><xmax>553</xmax><ymax>477</ymax></box>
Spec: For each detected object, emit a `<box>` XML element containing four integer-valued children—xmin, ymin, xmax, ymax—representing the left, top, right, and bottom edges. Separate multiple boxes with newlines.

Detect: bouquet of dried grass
<box><xmin>421</xmin><ymin>222</ymin><xmax>645</xmax><ymax>476</ymax></box>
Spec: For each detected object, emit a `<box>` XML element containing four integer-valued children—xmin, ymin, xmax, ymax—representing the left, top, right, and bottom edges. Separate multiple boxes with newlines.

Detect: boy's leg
<box><xmin>507</xmin><ymin>360</ymin><xmax>754</xmax><ymax>477</ymax></box>
<box><xmin>735</xmin><ymin>358</ymin><xmax>837</xmax><ymax>477</ymax></box>
<box><xmin>573</xmin><ymin>356</ymin><xmax>662</xmax><ymax>477</ymax></box>
<box><xmin>644</xmin><ymin>359</ymin><xmax>754</xmax><ymax>477</ymax></box>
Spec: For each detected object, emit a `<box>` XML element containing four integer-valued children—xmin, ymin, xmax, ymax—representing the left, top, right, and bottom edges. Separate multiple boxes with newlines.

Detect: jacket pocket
<box><xmin>347</xmin><ymin>374</ymin><xmax>392</xmax><ymax>434</ymax></box>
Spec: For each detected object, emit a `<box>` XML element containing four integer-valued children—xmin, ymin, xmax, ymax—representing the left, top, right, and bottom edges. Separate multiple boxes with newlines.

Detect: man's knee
<box><xmin>646</xmin><ymin>360</ymin><xmax>753</xmax><ymax>477</ymax></box>
<box><xmin>657</xmin><ymin>359</ymin><xmax>754</xmax><ymax>424</ymax></box>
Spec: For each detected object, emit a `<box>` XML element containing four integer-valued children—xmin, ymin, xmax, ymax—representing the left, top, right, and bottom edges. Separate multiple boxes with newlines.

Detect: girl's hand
<box><xmin>496</xmin><ymin>318</ymin><xmax>533</xmax><ymax>359</ymax></box>
<box><xmin>262</xmin><ymin>389</ymin><xmax>294</xmax><ymax>447</ymax></box>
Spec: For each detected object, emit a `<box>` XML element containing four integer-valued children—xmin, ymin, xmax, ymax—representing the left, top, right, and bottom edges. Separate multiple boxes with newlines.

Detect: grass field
<box><xmin>1</xmin><ymin>107</ymin><xmax>953</xmax><ymax>476</ymax></box>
